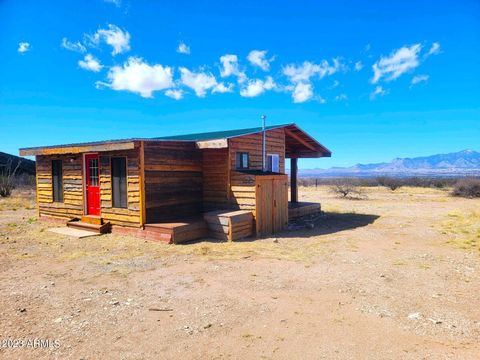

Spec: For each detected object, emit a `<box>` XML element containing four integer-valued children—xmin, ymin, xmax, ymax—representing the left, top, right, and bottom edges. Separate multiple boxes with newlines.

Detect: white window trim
<box><xmin>267</xmin><ymin>153</ymin><xmax>280</xmax><ymax>172</ymax></box>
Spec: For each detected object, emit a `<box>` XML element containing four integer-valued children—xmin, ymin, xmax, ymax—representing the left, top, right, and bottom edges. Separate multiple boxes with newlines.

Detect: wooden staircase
<box><xmin>67</xmin><ymin>215</ymin><xmax>111</xmax><ymax>234</ymax></box>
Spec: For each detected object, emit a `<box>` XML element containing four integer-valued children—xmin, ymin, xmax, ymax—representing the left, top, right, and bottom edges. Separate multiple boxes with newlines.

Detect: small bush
<box><xmin>0</xmin><ymin>177</ymin><xmax>14</xmax><ymax>197</ymax></box>
<box><xmin>452</xmin><ymin>178</ymin><xmax>480</xmax><ymax>198</ymax></box>
<box><xmin>0</xmin><ymin>159</ymin><xmax>22</xmax><ymax>197</ymax></box>
<box><xmin>330</xmin><ymin>180</ymin><xmax>365</xmax><ymax>199</ymax></box>
<box><xmin>376</xmin><ymin>176</ymin><xmax>402</xmax><ymax>191</ymax></box>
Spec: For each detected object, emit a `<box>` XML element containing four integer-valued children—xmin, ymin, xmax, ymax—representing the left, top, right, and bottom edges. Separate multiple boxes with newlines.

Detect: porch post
<box><xmin>290</xmin><ymin>158</ymin><xmax>298</xmax><ymax>203</ymax></box>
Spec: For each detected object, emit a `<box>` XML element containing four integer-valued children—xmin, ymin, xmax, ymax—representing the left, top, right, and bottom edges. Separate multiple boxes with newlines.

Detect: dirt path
<box><xmin>0</xmin><ymin>187</ymin><xmax>479</xmax><ymax>359</ymax></box>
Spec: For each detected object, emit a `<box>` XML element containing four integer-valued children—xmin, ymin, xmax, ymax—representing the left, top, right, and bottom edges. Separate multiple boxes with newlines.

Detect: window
<box><xmin>111</xmin><ymin>157</ymin><xmax>127</xmax><ymax>208</ymax></box>
<box><xmin>52</xmin><ymin>160</ymin><xmax>63</xmax><ymax>202</ymax></box>
<box><xmin>236</xmin><ymin>152</ymin><xmax>249</xmax><ymax>169</ymax></box>
<box><xmin>88</xmin><ymin>157</ymin><xmax>99</xmax><ymax>186</ymax></box>
<box><xmin>267</xmin><ymin>154</ymin><xmax>280</xmax><ymax>172</ymax></box>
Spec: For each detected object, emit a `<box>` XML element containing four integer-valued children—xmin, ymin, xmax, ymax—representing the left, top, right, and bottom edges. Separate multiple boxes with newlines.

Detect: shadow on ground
<box><xmin>281</xmin><ymin>212</ymin><xmax>380</xmax><ymax>238</ymax></box>
<box><xmin>182</xmin><ymin>212</ymin><xmax>380</xmax><ymax>245</ymax></box>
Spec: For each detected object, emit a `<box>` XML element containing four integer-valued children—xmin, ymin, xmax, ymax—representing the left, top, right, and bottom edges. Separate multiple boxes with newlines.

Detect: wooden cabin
<box><xmin>19</xmin><ymin>123</ymin><xmax>331</xmax><ymax>243</ymax></box>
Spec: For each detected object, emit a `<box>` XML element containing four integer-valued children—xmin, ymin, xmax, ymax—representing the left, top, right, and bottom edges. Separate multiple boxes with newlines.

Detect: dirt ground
<box><xmin>0</xmin><ymin>186</ymin><xmax>479</xmax><ymax>359</ymax></box>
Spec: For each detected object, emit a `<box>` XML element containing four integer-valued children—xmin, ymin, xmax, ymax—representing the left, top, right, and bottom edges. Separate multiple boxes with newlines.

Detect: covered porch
<box><xmin>284</xmin><ymin>124</ymin><xmax>331</xmax><ymax>219</ymax></box>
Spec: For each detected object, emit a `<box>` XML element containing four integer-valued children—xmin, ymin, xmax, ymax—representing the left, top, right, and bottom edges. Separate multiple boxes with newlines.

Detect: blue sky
<box><xmin>1</xmin><ymin>0</ymin><xmax>479</xmax><ymax>169</ymax></box>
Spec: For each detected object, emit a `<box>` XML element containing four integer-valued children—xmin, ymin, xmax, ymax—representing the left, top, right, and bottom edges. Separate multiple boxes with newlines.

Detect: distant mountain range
<box><xmin>0</xmin><ymin>151</ymin><xmax>36</xmax><ymax>175</ymax></box>
<box><xmin>300</xmin><ymin>150</ymin><xmax>480</xmax><ymax>177</ymax></box>
<box><xmin>3</xmin><ymin>149</ymin><xmax>480</xmax><ymax>178</ymax></box>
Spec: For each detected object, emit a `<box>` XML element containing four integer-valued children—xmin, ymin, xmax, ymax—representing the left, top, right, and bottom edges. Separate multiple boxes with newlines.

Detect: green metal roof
<box><xmin>152</xmin><ymin>123</ymin><xmax>293</xmax><ymax>141</ymax></box>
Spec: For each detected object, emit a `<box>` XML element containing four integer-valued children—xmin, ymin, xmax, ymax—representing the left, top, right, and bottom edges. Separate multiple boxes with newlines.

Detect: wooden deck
<box><xmin>288</xmin><ymin>202</ymin><xmax>321</xmax><ymax>219</ymax></box>
<box><xmin>144</xmin><ymin>218</ymin><xmax>208</xmax><ymax>244</ymax></box>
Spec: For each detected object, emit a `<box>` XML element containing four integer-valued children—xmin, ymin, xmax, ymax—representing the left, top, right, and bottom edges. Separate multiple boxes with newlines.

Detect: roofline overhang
<box><xmin>18</xmin><ymin>123</ymin><xmax>332</xmax><ymax>158</ymax></box>
<box><xmin>19</xmin><ymin>140</ymin><xmax>138</xmax><ymax>156</ymax></box>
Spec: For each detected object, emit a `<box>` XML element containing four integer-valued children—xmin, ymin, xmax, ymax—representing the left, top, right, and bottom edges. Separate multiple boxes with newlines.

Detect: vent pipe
<box><xmin>261</xmin><ymin>114</ymin><xmax>266</xmax><ymax>172</ymax></box>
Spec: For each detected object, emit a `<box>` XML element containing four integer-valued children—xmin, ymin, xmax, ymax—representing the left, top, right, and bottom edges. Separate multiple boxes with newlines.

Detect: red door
<box><xmin>85</xmin><ymin>154</ymin><xmax>100</xmax><ymax>216</ymax></box>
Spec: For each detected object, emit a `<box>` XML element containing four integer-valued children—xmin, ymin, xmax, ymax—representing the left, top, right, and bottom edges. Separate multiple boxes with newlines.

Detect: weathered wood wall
<box><xmin>36</xmin><ymin>155</ymin><xmax>84</xmax><ymax>219</ymax></box>
<box><xmin>36</xmin><ymin>148</ymin><xmax>142</xmax><ymax>227</ymax></box>
<box><xmin>143</xmin><ymin>141</ymin><xmax>203</xmax><ymax>222</ymax></box>
<box><xmin>34</xmin><ymin>128</ymin><xmax>288</xmax><ymax>229</ymax></box>
<box><xmin>98</xmin><ymin>148</ymin><xmax>141</xmax><ymax>227</ymax></box>
<box><xmin>228</xmin><ymin>128</ymin><xmax>285</xmax><ymax>173</ymax></box>
<box><xmin>227</xmin><ymin>128</ymin><xmax>286</xmax><ymax>213</ymax></box>
<box><xmin>202</xmin><ymin>148</ymin><xmax>229</xmax><ymax>211</ymax></box>
<box><xmin>229</xmin><ymin>172</ymin><xmax>256</xmax><ymax>212</ymax></box>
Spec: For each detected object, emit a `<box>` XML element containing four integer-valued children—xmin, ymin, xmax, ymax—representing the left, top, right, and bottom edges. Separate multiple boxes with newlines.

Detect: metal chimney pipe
<box><xmin>261</xmin><ymin>115</ymin><xmax>266</xmax><ymax>172</ymax></box>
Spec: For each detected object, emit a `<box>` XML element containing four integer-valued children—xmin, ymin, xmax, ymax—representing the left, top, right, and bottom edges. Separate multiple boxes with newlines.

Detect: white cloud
<box><xmin>240</xmin><ymin>76</ymin><xmax>275</xmax><ymax>97</ymax></box>
<box><xmin>335</xmin><ymin>93</ymin><xmax>348</xmax><ymax>101</ymax></box>
<box><xmin>282</xmin><ymin>59</ymin><xmax>341</xmax><ymax>104</ymax></box>
<box><xmin>283</xmin><ymin>59</ymin><xmax>341</xmax><ymax>83</ymax></box>
<box><xmin>180</xmin><ymin>67</ymin><xmax>227</xmax><ymax>97</ymax></box>
<box><xmin>165</xmin><ymin>89</ymin><xmax>183</xmax><ymax>100</ymax></box>
<box><xmin>292</xmin><ymin>82</ymin><xmax>313</xmax><ymax>103</ymax></box>
<box><xmin>212</xmin><ymin>82</ymin><xmax>234</xmax><ymax>94</ymax></box>
<box><xmin>177</xmin><ymin>42</ymin><xmax>190</xmax><ymax>55</ymax></box>
<box><xmin>247</xmin><ymin>50</ymin><xmax>273</xmax><ymax>71</ymax></box>
<box><xmin>89</xmin><ymin>24</ymin><xmax>130</xmax><ymax>55</ymax></box>
<box><xmin>370</xmin><ymin>85</ymin><xmax>388</xmax><ymax>100</ymax></box>
<box><xmin>219</xmin><ymin>54</ymin><xmax>247</xmax><ymax>83</ymax></box>
<box><xmin>61</xmin><ymin>38</ymin><xmax>86</xmax><ymax>53</ymax></box>
<box><xmin>17</xmin><ymin>42</ymin><xmax>30</xmax><ymax>54</ymax></box>
<box><xmin>97</xmin><ymin>57</ymin><xmax>173</xmax><ymax>98</ymax></box>
<box><xmin>330</xmin><ymin>80</ymin><xmax>340</xmax><ymax>89</ymax></box>
<box><xmin>104</xmin><ymin>0</ymin><xmax>121</xmax><ymax>7</ymax></box>
<box><xmin>354</xmin><ymin>61</ymin><xmax>363</xmax><ymax>71</ymax></box>
<box><xmin>411</xmin><ymin>74</ymin><xmax>429</xmax><ymax>86</ymax></box>
<box><xmin>426</xmin><ymin>42</ymin><xmax>441</xmax><ymax>57</ymax></box>
<box><xmin>371</xmin><ymin>44</ymin><xmax>422</xmax><ymax>83</ymax></box>
<box><xmin>78</xmin><ymin>54</ymin><xmax>103</xmax><ymax>72</ymax></box>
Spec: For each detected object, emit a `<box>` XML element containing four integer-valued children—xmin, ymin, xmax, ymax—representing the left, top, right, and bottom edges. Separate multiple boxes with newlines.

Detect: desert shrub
<box><xmin>330</xmin><ymin>179</ymin><xmax>365</xmax><ymax>199</ymax></box>
<box><xmin>0</xmin><ymin>176</ymin><xmax>14</xmax><ymax>197</ymax></box>
<box><xmin>299</xmin><ymin>176</ymin><xmax>459</xmax><ymax>189</ymax></box>
<box><xmin>0</xmin><ymin>159</ymin><xmax>21</xmax><ymax>197</ymax></box>
<box><xmin>376</xmin><ymin>176</ymin><xmax>402</xmax><ymax>191</ymax></box>
<box><xmin>451</xmin><ymin>178</ymin><xmax>480</xmax><ymax>198</ymax></box>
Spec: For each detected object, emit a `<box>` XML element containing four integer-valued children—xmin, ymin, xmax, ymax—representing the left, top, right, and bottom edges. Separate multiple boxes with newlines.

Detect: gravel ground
<box><xmin>0</xmin><ymin>186</ymin><xmax>479</xmax><ymax>359</ymax></box>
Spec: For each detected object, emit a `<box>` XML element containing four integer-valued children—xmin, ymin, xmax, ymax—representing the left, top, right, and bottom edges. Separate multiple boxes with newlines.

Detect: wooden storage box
<box><xmin>204</xmin><ymin>210</ymin><xmax>253</xmax><ymax>241</ymax></box>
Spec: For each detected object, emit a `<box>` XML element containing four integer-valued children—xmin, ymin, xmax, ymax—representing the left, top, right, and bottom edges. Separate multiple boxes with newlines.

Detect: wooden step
<box><xmin>67</xmin><ymin>219</ymin><xmax>111</xmax><ymax>234</ymax></box>
<box><xmin>204</xmin><ymin>210</ymin><xmax>253</xmax><ymax>241</ymax></box>
<box><xmin>144</xmin><ymin>218</ymin><xmax>208</xmax><ymax>244</ymax></box>
<box><xmin>81</xmin><ymin>215</ymin><xmax>104</xmax><ymax>225</ymax></box>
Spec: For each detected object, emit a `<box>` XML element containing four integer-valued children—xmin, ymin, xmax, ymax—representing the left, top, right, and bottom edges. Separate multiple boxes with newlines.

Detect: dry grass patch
<box><xmin>441</xmin><ymin>210</ymin><xmax>480</xmax><ymax>252</ymax></box>
<box><xmin>164</xmin><ymin>238</ymin><xmax>331</xmax><ymax>263</ymax></box>
<box><xmin>0</xmin><ymin>190</ymin><xmax>36</xmax><ymax>211</ymax></box>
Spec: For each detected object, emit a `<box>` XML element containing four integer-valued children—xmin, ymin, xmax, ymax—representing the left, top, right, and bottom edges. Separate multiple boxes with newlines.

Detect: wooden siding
<box><xmin>143</xmin><ymin>141</ymin><xmax>203</xmax><ymax>222</ymax></box>
<box><xmin>227</xmin><ymin>128</ymin><xmax>286</xmax><ymax>214</ymax></box>
<box><xmin>36</xmin><ymin>155</ymin><xmax>84</xmax><ymax>219</ymax></box>
<box><xmin>36</xmin><ymin>148</ymin><xmax>142</xmax><ymax>227</ymax></box>
<box><xmin>98</xmin><ymin>148</ymin><xmax>141</xmax><ymax>227</ymax></box>
<box><xmin>229</xmin><ymin>171</ymin><xmax>257</xmax><ymax>212</ymax></box>
<box><xmin>228</xmin><ymin>128</ymin><xmax>285</xmax><ymax>173</ymax></box>
<box><xmin>202</xmin><ymin>148</ymin><xmax>229</xmax><ymax>211</ymax></box>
